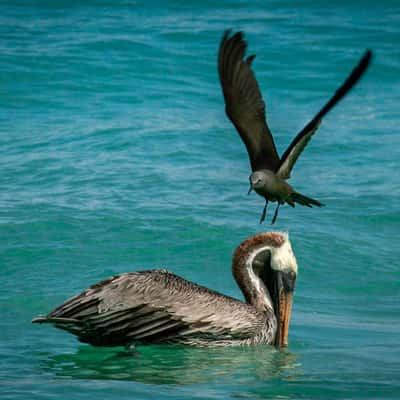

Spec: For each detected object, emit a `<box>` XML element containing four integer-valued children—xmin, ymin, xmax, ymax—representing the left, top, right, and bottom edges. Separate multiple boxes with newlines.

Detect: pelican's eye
<box><xmin>288</xmin><ymin>271</ymin><xmax>296</xmax><ymax>280</ymax></box>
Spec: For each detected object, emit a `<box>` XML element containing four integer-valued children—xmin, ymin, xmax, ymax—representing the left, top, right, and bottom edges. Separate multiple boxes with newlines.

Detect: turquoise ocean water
<box><xmin>1</xmin><ymin>1</ymin><xmax>399</xmax><ymax>399</ymax></box>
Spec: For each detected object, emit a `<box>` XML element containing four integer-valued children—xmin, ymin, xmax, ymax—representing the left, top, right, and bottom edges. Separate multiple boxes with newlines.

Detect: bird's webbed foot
<box><xmin>271</xmin><ymin>203</ymin><xmax>281</xmax><ymax>225</ymax></box>
<box><xmin>259</xmin><ymin>200</ymin><xmax>268</xmax><ymax>224</ymax></box>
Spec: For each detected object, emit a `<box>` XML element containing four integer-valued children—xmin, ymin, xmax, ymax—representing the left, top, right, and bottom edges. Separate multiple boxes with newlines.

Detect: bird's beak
<box><xmin>247</xmin><ymin>184</ymin><xmax>253</xmax><ymax>195</ymax></box>
<box><xmin>273</xmin><ymin>271</ymin><xmax>296</xmax><ymax>348</ymax></box>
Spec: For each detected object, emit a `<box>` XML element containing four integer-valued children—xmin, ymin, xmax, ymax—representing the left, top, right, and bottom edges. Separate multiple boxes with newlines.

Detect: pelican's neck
<box><xmin>232</xmin><ymin>232</ymin><xmax>297</xmax><ymax>313</ymax></box>
<box><xmin>232</xmin><ymin>246</ymin><xmax>273</xmax><ymax>313</ymax></box>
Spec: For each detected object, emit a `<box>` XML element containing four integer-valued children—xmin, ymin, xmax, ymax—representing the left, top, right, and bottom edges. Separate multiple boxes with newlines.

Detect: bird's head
<box><xmin>248</xmin><ymin>171</ymin><xmax>266</xmax><ymax>194</ymax></box>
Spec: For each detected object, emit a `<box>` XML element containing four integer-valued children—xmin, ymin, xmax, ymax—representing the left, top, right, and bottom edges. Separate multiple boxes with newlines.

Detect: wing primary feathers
<box><xmin>277</xmin><ymin>50</ymin><xmax>372</xmax><ymax>179</ymax></box>
<box><xmin>314</xmin><ymin>50</ymin><xmax>372</xmax><ymax>122</ymax></box>
<box><xmin>246</xmin><ymin>54</ymin><xmax>256</xmax><ymax>65</ymax></box>
<box><xmin>218</xmin><ymin>30</ymin><xmax>280</xmax><ymax>172</ymax></box>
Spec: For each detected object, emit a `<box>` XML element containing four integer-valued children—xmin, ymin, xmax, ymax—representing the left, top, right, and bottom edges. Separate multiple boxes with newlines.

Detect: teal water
<box><xmin>1</xmin><ymin>1</ymin><xmax>400</xmax><ymax>399</ymax></box>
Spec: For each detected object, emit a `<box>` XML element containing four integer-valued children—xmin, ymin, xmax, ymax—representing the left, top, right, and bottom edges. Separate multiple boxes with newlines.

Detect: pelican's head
<box><xmin>233</xmin><ymin>232</ymin><xmax>297</xmax><ymax>348</ymax></box>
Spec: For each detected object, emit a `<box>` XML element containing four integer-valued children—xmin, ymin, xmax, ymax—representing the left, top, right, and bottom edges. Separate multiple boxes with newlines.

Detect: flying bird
<box><xmin>218</xmin><ymin>30</ymin><xmax>372</xmax><ymax>224</ymax></box>
<box><xmin>32</xmin><ymin>232</ymin><xmax>297</xmax><ymax>348</ymax></box>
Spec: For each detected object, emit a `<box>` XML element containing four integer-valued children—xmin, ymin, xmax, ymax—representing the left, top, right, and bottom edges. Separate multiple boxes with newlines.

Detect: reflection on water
<box><xmin>41</xmin><ymin>344</ymin><xmax>302</xmax><ymax>385</ymax></box>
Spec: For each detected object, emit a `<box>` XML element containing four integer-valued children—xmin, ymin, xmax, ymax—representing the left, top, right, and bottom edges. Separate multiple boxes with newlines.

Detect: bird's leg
<box><xmin>271</xmin><ymin>203</ymin><xmax>281</xmax><ymax>225</ymax></box>
<box><xmin>259</xmin><ymin>200</ymin><xmax>268</xmax><ymax>224</ymax></box>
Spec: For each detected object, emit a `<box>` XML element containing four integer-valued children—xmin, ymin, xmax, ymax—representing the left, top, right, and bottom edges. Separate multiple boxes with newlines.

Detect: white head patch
<box><xmin>246</xmin><ymin>232</ymin><xmax>298</xmax><ymax>275</ymax></box>
<box><xmin>269</xmin><ymin>233</ymin><xmax>298</xmax><ymax>274</ymax></box>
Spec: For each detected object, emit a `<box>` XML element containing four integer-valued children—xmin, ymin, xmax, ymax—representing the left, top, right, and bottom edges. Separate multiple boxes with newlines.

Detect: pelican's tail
<box><xmin>32</xmin><ymin>316</ymin><xmax>81</xmax><ymax>324</ymax></box>
<box><xmin>32</xmin><ymin>315</ymin><xmax>85</xmax><ymax>335</ymax></box>
<box><xmin>290</xmin><ymin>192</ymin><xmax>324</xmax><ymax>208</ymax></box>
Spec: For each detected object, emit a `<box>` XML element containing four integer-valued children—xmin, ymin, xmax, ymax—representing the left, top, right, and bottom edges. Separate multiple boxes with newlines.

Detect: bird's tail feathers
<box><xmin>32</xmin><ymin>316</ymin><xmax>85</xmax><ymax>336</ymax></box>
<box><xmin>290</xmin><ymin>192</ymin><xmax>324</xmax><ymax>208</ymax></box>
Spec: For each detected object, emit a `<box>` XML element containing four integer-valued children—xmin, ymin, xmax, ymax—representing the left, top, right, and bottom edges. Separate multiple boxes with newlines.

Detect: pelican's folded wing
<box><xmin>33</xmin><ymin>270</ymin><xmax>266</xmax><ymax>346</ymax></box>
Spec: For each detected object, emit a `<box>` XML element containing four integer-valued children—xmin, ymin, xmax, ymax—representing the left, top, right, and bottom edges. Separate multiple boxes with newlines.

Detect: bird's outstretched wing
<box><xmin>218</xmin><ymin>30</ymin><xmax>280</xmax><ymax>172</ymax></box>
<box><xmin>32</xmin><ymin>270</ymin><xmax>265</xmax><ymax>346</ymax></box>
<box><xmin>277</xmin><ymin>50</ymin><xmax>372</xmax><ymax>180</ymax></box>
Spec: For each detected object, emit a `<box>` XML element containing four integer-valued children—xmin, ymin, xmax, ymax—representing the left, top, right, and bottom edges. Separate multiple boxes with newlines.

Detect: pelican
<box><xmin>32</xmin><ymin>232</ymin><xmax>297</xmax><ymax>348</ymax></box>
<box><xmin>219</xmin><ymin>30</ymin><xmax>372</xmax><ymax>224</ymax></box>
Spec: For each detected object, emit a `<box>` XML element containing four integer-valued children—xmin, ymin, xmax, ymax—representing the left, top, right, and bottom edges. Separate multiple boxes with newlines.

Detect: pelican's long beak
<box><xmin>273</xmin><ymin>271</ymin><xmax>296</xmax><ymax>348</ymax></box>
<box><xmin>247</xmin><ymin>184</ymin><xmax>253</xmax><ymax>195</ymax></box>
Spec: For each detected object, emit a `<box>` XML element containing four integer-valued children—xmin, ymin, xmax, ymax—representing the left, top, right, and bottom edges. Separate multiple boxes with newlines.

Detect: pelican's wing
<box><xmin>33</xmin><ymin>270</ymin><xmax>266</xmax><ymax>346</ymax></box>
<box><xmin>218</xmin><ymin>30</ymin><xmax>280</xmax><ymax>172</ymax></box>
<box><xmin>277</xmin><ymin>50</ymin><xmax>372</xmax><ymax>180</ymax></box>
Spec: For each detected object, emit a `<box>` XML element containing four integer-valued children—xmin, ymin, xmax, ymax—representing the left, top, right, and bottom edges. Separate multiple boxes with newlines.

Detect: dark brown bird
<box><xmin>32</xmin><ymin>232</ymin><xmax>297</xmax><ymax>348</ymax></box>
<box><xmin>218</xmin><ymin>30</ymin><xmax>372</xmax><ymax>224</ymax></box>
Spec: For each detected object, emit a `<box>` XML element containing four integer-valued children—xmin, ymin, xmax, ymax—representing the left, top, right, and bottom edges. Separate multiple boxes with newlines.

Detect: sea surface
<box><xmin>1</xmin><ymin>1</ymin><xmax>399</xmax><ymax>399</ymax></box>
